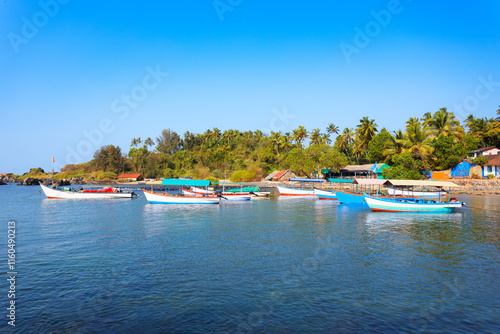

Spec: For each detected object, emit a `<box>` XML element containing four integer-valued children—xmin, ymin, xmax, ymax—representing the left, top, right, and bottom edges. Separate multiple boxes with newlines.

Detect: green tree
<box><xmin>156</xmin><ymin>129</ymin><xmax>182</xmax><ymax>155</ymax></box>
<box><xmin>93</xmin><ymin>145</ymin><xmax>124</xmax><ymax>174</ymax></box>
<box><xmin>367</xmin><ymin>129</ymin><xmax>392</xmax><ymax>163</ymax></box>
<box><xmin>382</xmin><ymin>151</ymin><xmax>422</xmax><ymax>180</ymax></box>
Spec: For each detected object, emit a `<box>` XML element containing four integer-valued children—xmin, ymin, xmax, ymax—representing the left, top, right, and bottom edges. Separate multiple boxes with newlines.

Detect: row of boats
<box><xmin>275</xmin><ymin>178</ymin><xmax>464</xmax><ymax>213</ymax></box>
<box><xmin>39</xmin><ymin>177</ymin><xmax>465</xmax><ymax>213</ymax></box>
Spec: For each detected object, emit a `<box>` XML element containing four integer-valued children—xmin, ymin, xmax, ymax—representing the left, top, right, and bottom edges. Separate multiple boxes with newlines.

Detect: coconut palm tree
<box><xmin>406</xmin><ymin>117</ymin><xmax>420</xmax><ymax>130</ymax></box>
<box><xmin>321</xmin><ymin>133</ymin><xmax>331</xmax><ymax>145</ymax></box>
<box><xmin>401</xmin><ymin>123</ymin><xmax>434</xmax><ymax>168</ymax></box>
<box><xmin>336</xmin><ymin>127</ymin><xmax>354</xmax><ymax>161</ymax></box>
<box><xmin>355</xmin><ymin>116</ymin><xmax>378</xmax><ymax>153</ymax></box>
<box><xmin>293</xmin><ymin>126</ymin><xmax>308</xmax><ymax>148</ymax></box>
<box><xmin>383</xmin><ymin>130</ymin><xmax>404</xmax><ymax>163</ymax></box>
<box><xmin>427</xmin><ymin>108</ymin><xmax>464</xmax><ymax>140</ymax></box>
<box><xmin>144</xmin><ymin>137</ymin><xmax>154</xmax><ymax>149</ymax></box>
<box><xmin>420</xmin><ymin>112</ymin><xmax>433</xmax><ymax>128</ymax></box>
<box><xmin>309</xmin><ymin>128</ymin><xmax>322</xmax><ymax>146</ymax></box>
<box><xmin>326</xmin><ymin>123</ymin><xmax>339</xmax><ymax>142</ymax></box>
<box><xmin>464</xmin><ymin>114</ymin><xmax>476</xmax><ymax>131</ymax></box>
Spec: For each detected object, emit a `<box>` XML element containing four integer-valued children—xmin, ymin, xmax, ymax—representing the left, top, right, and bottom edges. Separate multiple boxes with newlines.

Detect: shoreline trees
<box><xmin>56</xmin><ymin>106</ymin><xmax>499</xmax><ymax>181</ymax></box>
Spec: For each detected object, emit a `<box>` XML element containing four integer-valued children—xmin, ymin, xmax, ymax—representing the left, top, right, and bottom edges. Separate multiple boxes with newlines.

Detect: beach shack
<box><xmin>118</xmin><ymin>173</ymin><xmax>143</xmax><ymax>181</ymax></box>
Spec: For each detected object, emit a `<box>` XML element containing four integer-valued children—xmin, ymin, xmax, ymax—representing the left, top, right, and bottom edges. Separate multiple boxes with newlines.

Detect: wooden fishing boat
<box><xmin>276</xmin><ymin>185</ymin><xmax>316</xmax><ymax>196</ymax></box>
<box><xmin>276</xmin><ymin>178</ymin><xmax>324</xmax><ymax>196</ymax></box>
<box><xmin>363</xmin><ymin>193</ymin><xmax>464</xmax><ymax>213</ymax></box>
<box><xmin>142</xmin><ymin>188</ymin><xmax>220</xmax><ymax>204</ymax></box>
<box><xmin>314</xmin><ymin>189</ymin><xmax>337</xmax><ymax>200</ymax></box>
<box><xmin>40</xmin><ymin>184</ymin><xmax>135</xmax><ymax>199</ymax></box>
<box><xmin>181</xmin><ymin>187</ymin><xmax>251</xmax><ymax>201</ymax></box>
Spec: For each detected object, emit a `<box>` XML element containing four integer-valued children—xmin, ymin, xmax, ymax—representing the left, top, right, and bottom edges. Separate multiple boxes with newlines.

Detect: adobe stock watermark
<box><xmin>450</xmin><ymin>74</ymin><xmax>500</xmax><ymax>122</ymax></box>
<box><xmin>340</xmin><ymin>0</ymin><xmax>411</xmax><ymax>64</ymax></box>
<box><xmin>64</xmin><ymin>65</ymin><xmax>168</xmax><ymax>166</ymax></box>
<box><xmin>7</xmin><ymin>0</ymin><xmax>70</xmax><ymax>54</ymax></box>
<box><xmin>262</xmin><ymin>107</ymin><xmax>296</xmax><ymax>135</ymax></box>
<box><xmin>213</xmin><ymin>0</ymin><xmax>243</xmax><ymax>21</ymax></box>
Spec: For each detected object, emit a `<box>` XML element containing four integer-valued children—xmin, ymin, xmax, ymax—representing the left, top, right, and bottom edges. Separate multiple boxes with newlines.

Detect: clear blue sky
<box><xmin>1</xmin><ymin>0</ymin><xmax>499</xmax><ymax>174</ymax></box>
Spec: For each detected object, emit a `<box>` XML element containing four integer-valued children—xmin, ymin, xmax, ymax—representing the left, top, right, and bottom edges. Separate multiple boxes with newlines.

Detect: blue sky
<box><xmin>1</xmin><ymin>0</ymin><xmax>500</xmax><ymax>174</ymax></box>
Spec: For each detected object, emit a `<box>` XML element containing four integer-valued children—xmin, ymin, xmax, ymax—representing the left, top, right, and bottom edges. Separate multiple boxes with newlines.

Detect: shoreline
<box><xmin>4</xmin><ymin>178</ymin><xmax>500</xmax><ymax>196</ymax></box>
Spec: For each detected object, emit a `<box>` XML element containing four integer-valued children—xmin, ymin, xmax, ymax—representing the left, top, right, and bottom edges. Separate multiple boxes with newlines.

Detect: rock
<box><xmin>0</xmin><ymin>173</ymin><xmax>19</xmax><ymax>183</ymax></box>
<box><xmin>43</xmin><ymin>179</ymin><xmax>71</xmax><ymax>187</ymax></box>
<box><xmin>70</xmin><ymin>177</ymin><xmax>86</xmax><ymax>185</ymax></box>
<box><xmin>23</xmin><ymin>178</ymin><xmax>41</xmax><ymax>186</ymax></box>
<box><xmin>28</xmin><ymin>167</ymin><xmax>45</xmax><ymax>174</ymax></box>
<box><xmin>0</xmin><ymin>181</ymin><xmax>6</xmax><ymax>185</ymax></box>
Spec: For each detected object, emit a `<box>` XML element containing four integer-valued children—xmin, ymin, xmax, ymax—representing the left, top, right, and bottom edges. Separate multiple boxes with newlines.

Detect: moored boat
<box><xmin>181</xmin><ymin>187</ymin><xmax>252</xmax><ymax>201</ymax></box>
<box><xmin>143</xmin><ymin>188</ymin><xmax>220</xmax><ymax>204</ymax></box>
<box><xmin>276</xmin><ymin>185</ymin><xmax>316</xmax><ymax>196</ymax></box>
<box><xmin>314</xmin><ymin>189</ymin><xmax>337</xmax><ymax>200</ymax></box>
<box><xmin>363</xmin><ymin>193</ymin><xmax>464</xmax><ymax>213</ymax></box>
<box><xmin>40</xmin><ymin>184</ymin><xmax>135</xmax><ymax>199</ymax></box>
<box><xmin>276</xmin><ymin>178</ymin><xmax>324</xmax><ymax>196</ymax></box>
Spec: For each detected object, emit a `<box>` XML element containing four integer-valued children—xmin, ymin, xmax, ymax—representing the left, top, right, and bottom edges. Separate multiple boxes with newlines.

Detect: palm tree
<box><xmin>326</xmin><ymin>123</ymin><xmax>339</xmax><ymax>142</ymax></box>
<box><xmin>383</xmin><ymin>130</ymin><xmax>404</xmax><ymax>163</ymax></box>
<box><xmin>293</xmin><ymin>126</ymin><xmax>308</xmax><ymax>147</ymax></box>
<box><xmin>309</xmin><ymin>128</ymin><xmax>322</xmax><ymax>146</ymax></box>
<box><xmin>144</xmin><ymin>137</ymin><xmax>154</xmax><ymax>149</ymax></box>
<box><xmin>496</xmin><ymin>105</ymin><xmax>500</xmax><ymax>122</ymax></box>
<box><xmin>321</xmin><ymin>133</ymin><xmax>331</xmax><ymax>145</ymax></box>
<box><xmin>401</xmin><ymin>123</ymin><xmax>434</xmax><ymax>168</ymax></box>
<box><xmin>270</xmin><ymin>131</ymin><xmax>281</xmax><ymax>159</ymax></box>
<box><xmin>406</xmin><ymin>117</ymin><xmax>420</xmax><ymax>129</ymax></box>
<box><xmin>420</xmin><ymin>112</ymin><xmax>433</xmax><ymax>128</ymax></box>
<box><xmin>427</xmin><ymin>108</ymin><xmax>464</xmax><ymax>140</ymax></box>
<box><xmin>130</xmin><ymin>137</ymin><xmax>142</xmax><ymax>148</ymax></box>
<box><xmin>464</xmin><ymin>114</ymin><xmax>476</xmax><ymax>131</ymax></box>
<box><xmin>337</xmin><ymin>127</ymin><xmax>354</xmax><ymax>161</ymax></box>
<box><xmin>355</xmin><ymin>116</ymin><xmax>378</xmax><ymax>153</ymax></box>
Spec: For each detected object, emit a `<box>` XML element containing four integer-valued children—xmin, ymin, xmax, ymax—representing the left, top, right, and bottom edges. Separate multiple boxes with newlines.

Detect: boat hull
<box><xmin>314</xmin><ymin>189</ymin><xmax>338</xmax><ymax>200</ymax></box>
<box><xmin>276</xmin><ymin>185</ymin><xmax>316</xmax><ymax>196</ymax></box>
<box><xmin>143</xmin><ymin>189</ymin><xmax>220</xmax><ymax>204</ymax></box>
<box><xmin>387</xmin><ymin>188</ymin><xmax>446</xmax><ymax>197</ymax></box>
<box><xmin>40</xmin><ymin>184</ymin><xmax>133</xmax><ymax>199</ymax></box>
<box><xmin>334</xmin><ymin>189</ymin><xmax>365</xmax><ymax>204</ymax></box>
<box><xmin>364</xmin><ymin>194</ymin><xmax>463</xmax><ymax>213</ymax></box>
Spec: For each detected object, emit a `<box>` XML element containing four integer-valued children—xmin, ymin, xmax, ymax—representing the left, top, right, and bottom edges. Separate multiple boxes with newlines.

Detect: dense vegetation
<box><xmin>53</xmin><ymin>106</ymin><xmax>499</xmax><ymax>181</ymax></box>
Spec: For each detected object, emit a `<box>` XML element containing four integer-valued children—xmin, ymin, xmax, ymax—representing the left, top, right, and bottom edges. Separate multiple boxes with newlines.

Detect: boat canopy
<box><xmin>161</xmin><ymin>179</ymin><xmax>211</xmax><ymax>186</ymax></box>
<box><xmin>353</xmin><ymin>179</ymin><xmax>389</xmax><ymax>185</ymax></box>
<box><xmin>386</xmin><ymin>180</ymin><xmax>461</xmax><ymax>188</ymax></box>
<box><xmin>328</xmin><ymin>178</ymin><xmax>354</xmax><ymax>183</ymax></box>
<box><xmin>289</xmin><ymin>178</ymin><xmax>325</xmax><ymax>183</ymax></box>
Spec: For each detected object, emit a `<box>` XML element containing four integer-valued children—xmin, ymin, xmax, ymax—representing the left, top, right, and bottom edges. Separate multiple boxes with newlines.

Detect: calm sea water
<box><xmin>0</xmin><ymin>184</ymin><xmax>499</xmax><ymax>333</ymax></box>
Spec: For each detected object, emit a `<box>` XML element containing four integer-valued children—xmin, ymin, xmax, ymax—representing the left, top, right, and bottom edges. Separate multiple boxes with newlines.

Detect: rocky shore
<box><xmin>451</xmin><ymin>179</ymin><xmax>500</xmax><ymax>196</ymax></box>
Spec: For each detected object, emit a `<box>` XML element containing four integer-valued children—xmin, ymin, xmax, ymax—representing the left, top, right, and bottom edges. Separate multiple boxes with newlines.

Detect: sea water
<box><xmin>0</xmin><ymin>184</ymin><xmax>499</xmax><ymax>333</ymax></box>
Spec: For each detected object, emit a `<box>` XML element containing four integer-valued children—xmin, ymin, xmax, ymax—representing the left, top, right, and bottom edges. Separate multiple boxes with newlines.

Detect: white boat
<box><xmin>364</xmin><ymin>193</ymin><xmax>464</xmax><ymax>213</ymax></box>
<box><xmin>191</xmin><ymin>186</ymin><xmax>215</xmax><ymax>194</ymax></box>
<box><xmin>181</xmin><ymin>187</ymin><xmax>251</xmax><ymax>201</ymax></box>
<box><xmin>40</xmin><ymin>184</ymin><xmax>135</xmax><ymax>199</ymax></box>
<box><xmin>276</xmin><ymin>185</ymin><xmax>316</xmax><ymax>196</ymax></box>
<box><xmin>387</xmin><ymin>188</ymin><xmax>446</xmax><ymax>197</ymax></box>
<box><xmin>143</xmin><ymin>188</ymin><xmax>220</xmax><ymax>204</ymax></box>
<box><xmin>314</xmin><ymin>189</ymin><xmax>337</xmax><ymax>200</ymax></box>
